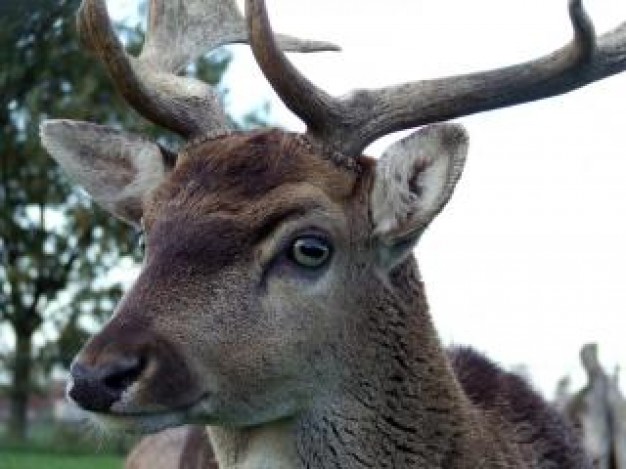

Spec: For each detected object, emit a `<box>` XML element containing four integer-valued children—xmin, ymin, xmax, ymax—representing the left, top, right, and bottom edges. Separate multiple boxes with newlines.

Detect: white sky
<box><xmin>108</xmin><ymin>0</ymin><xmax>626</xmax><ymax>398</ymax></box>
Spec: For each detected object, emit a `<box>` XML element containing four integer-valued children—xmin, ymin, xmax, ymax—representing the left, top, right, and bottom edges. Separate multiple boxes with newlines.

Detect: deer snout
<box><xmin>66</xmin><ymin>318</ymin><xmax>202</xmax><ymax>416</ymax></box>
<box><xmin>68</xmin><ymin>355</ymin><xmax>146</xmax><ymax>412</ymax></box>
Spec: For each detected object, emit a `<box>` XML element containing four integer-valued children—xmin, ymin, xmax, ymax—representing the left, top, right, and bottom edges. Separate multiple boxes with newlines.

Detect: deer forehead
<box><xmin>143</xmin><ymin>131</ymin><xmax>363</xmax><ymax>230</ymax></box>
<box><xmin>132</xmin><ymin>132</ymin><xmax>372</xmax><ymax>285</ymax></box>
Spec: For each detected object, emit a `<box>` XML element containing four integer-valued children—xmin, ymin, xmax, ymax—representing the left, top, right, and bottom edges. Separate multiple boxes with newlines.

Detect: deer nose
<box><xmin>68</xmin><ymin>356</ymin><xmax>146</xmax><ymax>412</ymax></box>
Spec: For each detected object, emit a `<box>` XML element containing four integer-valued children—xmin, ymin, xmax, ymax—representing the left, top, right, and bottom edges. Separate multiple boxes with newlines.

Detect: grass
<box><xmin>1</xmin><ymin>451</ymin><xmax>123</xmax><ymax>469</ymax></box>
<box><xmin>0</xmin><ymin>421</ymin><xmax>135</xmax><ymax>469</ymax></box>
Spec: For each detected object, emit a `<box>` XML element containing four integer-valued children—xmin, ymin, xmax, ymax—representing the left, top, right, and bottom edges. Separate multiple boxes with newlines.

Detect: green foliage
<box><xmin>0</xmin><ymin>0</ymin><xmax>232</xmax><ymax>440</ymax></box>
<box><xmin>1</xmin><ymin>0</ymin><xmax>141</xmax><ymax>342</ymax></box>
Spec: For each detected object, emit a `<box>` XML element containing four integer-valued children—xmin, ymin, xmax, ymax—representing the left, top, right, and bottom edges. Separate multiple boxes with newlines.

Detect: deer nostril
<box><xmin>102</xmin><ymin>356</ymin><xmax>147</xmax><ymax>393</ymax></box>
<box><xmin>68</xmin><ymin>356</ymin><xmax>147</xmax><ymax>413</ymax></box>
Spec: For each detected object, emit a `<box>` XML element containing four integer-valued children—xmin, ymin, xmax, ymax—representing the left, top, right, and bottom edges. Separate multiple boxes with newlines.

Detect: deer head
<box><xmin>41</xmin><ymin>0</ymin><xmax>625</xmax><ymax>466</ymax></box>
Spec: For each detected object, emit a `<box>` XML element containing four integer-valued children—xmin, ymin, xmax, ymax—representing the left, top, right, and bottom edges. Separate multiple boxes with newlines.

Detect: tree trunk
<box><xmin>8</xmin><ymin>331</ymin><xmax>32</xmax><ymax>442</ymax></box>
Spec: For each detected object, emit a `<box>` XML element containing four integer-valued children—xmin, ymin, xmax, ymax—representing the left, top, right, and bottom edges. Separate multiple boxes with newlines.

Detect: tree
<box><xmin>0</xmin><ymin>0</ymin><xmax>230</xmax><ymax>441</ymax></box>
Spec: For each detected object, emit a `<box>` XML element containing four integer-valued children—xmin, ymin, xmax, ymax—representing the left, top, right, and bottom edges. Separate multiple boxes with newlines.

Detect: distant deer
<box><xmin>126</xmin><ymin>425</ymin><xmax>217</xmax><ymax>469</ymax></box>
<box><xmin>565</xmin><ymin>344</ymin><xmax>626</xmax><ymax>469</ymax></box>
<box><xmin>41</xmin><ymin>0</ymin><xmax>626</xmax><ymax>467</ymax></box>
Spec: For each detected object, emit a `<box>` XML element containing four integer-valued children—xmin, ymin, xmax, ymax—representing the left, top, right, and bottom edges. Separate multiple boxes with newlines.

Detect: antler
<box><xmin>246</xmin><ymin>0</ymin><xmax>626</xmax><ymax>157</ymax></box>
<box><xmin>77</xmin><ymin>0</ymin><xmax>339</xmax><ymax>139</ymax></box>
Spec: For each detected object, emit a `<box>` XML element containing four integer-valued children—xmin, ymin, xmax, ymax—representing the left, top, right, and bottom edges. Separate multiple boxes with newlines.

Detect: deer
<box><xmin>565</xmin><ymin>344</ymin><xmax>626</xmax><ymax>469</ymax></box>
<box><xmin>126</xmin><ymin>425</ymin><xmax>218</xmax><ymax>469</ymax></box>
<box><xmin>40</xmin><ymin>0</ymin><xmax>626</xmax><ymax>467</ymax></box>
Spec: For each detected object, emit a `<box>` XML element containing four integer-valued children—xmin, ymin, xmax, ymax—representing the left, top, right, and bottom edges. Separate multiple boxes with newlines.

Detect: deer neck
<box><xmin>208</xmin><ymin>420</ymin><xmax>298</xmax><ymax>469</ymax></box>
<box><xmin>208</xmin><ymin>258</ymin><xmax>480</xmax><ymax>468</ymax></box>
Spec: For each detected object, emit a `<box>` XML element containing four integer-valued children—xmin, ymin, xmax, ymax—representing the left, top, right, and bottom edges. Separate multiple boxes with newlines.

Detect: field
<box><xmin>1</xmin><ymin>451</ymin><xmax>123</xmax><ymax>469</ymax></box>
<box><xmin>0</xmin><ymin>422</ymin><xmax>132</xmax><ymax>469</ymax></box>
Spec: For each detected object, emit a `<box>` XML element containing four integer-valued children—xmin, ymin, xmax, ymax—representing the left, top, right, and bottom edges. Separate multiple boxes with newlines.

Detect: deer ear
<box><xmin>41</xmin><ymin>120</ymin><xmax>169</xmax><ymax>228</ymax></box>
<box><xmin>370</xmin><ymin>123</ymin><xmax>468</xmax><ymax>268</ymax></box>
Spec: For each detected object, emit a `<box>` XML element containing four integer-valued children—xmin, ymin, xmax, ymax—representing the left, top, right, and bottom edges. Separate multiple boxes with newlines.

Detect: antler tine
<box><xmin>140</xmin><ymin>0</ymin><xmax>340</xmax><ymax>74</ymax></box>
<box><xmin>77</xmin><ymin>0</ymin><xmax>340</xmax><ymax>139</ymax></box>
<box><xmin>247</xmin><ymin>0</ymin><xmax>626</xmax><ymax>157</ymax></box>
<box><xmin>78</xmin><ymin>0</ymin><xmax>228</xmax><ymax>138</ymax></box>
<box><xmin>246</xmin><ymin>0</ymin><xmax>346</xmax><ymax>137</ymax></box>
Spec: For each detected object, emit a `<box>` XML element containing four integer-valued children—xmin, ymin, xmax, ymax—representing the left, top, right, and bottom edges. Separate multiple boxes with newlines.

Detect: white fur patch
<box><xmin>371</xmin><ymin>123</ymin><xmax>468</xmax><ymax>245</ymax></box>
<box><xmin>41</xmin><ymin>119</ymin><xmax>166</xmax><ymax>226</ymax></box>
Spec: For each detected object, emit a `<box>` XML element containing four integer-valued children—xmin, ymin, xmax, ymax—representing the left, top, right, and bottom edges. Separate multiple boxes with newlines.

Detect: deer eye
<box><xmin>289</xmin><ymin>236</ymin><xmax>332</xmax><ymax>268</ymax></box>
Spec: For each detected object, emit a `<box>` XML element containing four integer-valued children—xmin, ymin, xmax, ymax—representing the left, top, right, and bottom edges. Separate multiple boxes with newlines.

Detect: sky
<box><xmin>106</xmin><ymin>0</ymin><xmax>626</xmax><ymax>398</ymax></box>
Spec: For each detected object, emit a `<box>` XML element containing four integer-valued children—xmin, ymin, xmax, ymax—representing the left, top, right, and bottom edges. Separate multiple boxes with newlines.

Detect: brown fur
<box><xmin>180</xmin><ymin>426</ymin><xmax>218</xmax><ymax>469</ymax></box>
<box><xmin>71</xmin><ymin>129</ymin><xmax>589</xmax><ymax>468</ymax></box>
<box><xmin>449</xmin><ymin>347</ymin><xmax>588</xmax><ymax>466</ymax></box>
<box><xmin>126</xmin><ymin>425</ymin><xmax>217</xmax><ymax>469</ymax></box>
<box><xmin>147</xmin><ymin>130</ymin><xmax>357</xmax><ymax>219</ymax></box>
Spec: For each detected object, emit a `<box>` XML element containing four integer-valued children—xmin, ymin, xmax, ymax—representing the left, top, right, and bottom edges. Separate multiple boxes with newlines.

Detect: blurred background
<box><xmin>1</xmin><ymin>0</ymin><xmax>625</xmax><ymax>467</ymax></box>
